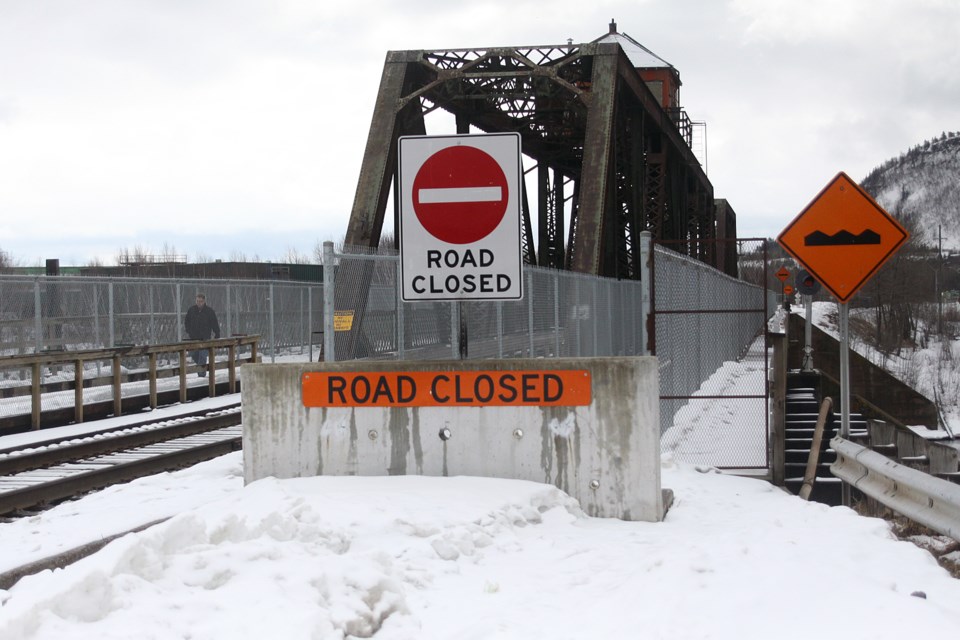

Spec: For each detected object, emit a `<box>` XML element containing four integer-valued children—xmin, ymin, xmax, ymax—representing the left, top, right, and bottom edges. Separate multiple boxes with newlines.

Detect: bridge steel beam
<box><xmin>338</xmin><ymin>38</ymin><xmax>717</xmax><ymax>356</ymax></box>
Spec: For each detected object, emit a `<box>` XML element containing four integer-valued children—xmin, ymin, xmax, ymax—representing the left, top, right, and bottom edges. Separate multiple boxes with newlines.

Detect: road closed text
<box><xmin>301</xmin><ymin>370</ymin><xmax>591</xmax><ymax>407</ymax></box>
<box><xmin>410</xmin><ymin>248</ymin><xmax>512</xmax><ymax>295</ymax></box>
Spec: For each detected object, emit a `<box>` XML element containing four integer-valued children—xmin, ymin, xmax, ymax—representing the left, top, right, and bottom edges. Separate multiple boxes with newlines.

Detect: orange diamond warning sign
<box><xmin>777</xmin><ymin>172</ymin><xmax>909</xmax><ymax>303</ymax></box>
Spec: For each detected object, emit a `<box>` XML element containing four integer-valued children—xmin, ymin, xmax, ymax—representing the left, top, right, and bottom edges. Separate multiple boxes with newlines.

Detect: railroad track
<box><xmin>0</xmin><ymin>403</ymin><xmax>242</xmax><ymax>517</ymax></box>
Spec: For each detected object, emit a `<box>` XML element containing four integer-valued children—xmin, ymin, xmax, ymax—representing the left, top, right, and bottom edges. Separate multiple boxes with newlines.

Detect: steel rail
<box><xmin>0</xmin><ymin>402</ymin><xmax>240</xmax><ymax>458</ymax></box>
<box><xmin>0</xmin><ymin>405</ymin><xmax>240</xmax><ymax>475</ymax></box>
<box><xmin>831</xmin><ymin>436</ymin><xmax>960</xmax><ymax>542</ymax></box>
<box><xmin>0</xmin><ymin>420</ymin><xmax>242</xmax><ymax>516</ymax></box>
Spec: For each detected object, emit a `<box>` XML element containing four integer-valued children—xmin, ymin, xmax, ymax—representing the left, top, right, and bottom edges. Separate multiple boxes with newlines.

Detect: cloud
<box><xmin>2</xmin><ymin>0</ymin><xmax>959</xmax><ymax>263</ymax></box>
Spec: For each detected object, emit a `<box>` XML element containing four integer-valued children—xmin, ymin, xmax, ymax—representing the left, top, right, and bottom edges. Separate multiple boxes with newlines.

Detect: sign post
<box><xmin>778</xmin><ymin>171</ymin><xmax>909</xmax><ymax>505</ymax></box>
<box><xmin>775</xmin><ymin>266</ymin><xmax>790</xmax><ymax>307</ymax></box>
<box><xmin>795</xmin><ymin>269</ymin><xmax>821</xmax><ymax>371</ymax></box>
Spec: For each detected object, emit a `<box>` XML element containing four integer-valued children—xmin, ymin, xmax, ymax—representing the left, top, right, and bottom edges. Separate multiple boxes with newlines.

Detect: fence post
<box><xmin>527</xmin><ymin>271</ymin><xmax>534</xmax><ymax>357</ymax></box>
<box><xmin>639</xmin><ymin>231</ymin><xmax>652</xmax><ymax>356</ymax></box>
<box><xmin>592</xmin><ymin>279</ymin><xmax>598</xmax><ymax>356</ymax></box>
<box><xmin>269</xmin><ymin>282</ymin><xmax>276</xmax><ymax>363</ymax></box>
<box><xmin>149</xmin><ymin>283</ymin><xmax>156</xmax><ymax>345</ymax></box>
<box><xmin>496</xmin><ymin>301</ymin><xmax>503</xmax><ymax>359</ymax></box>
<box><xmin>308</xmin><ymin>286</ymin><xmax>314</xmax><ymax>361</ymax></box>
<box><xmin>451</xmin><ymin>302</ymin><xmax>459</xmax><ymax>359</ymax></box>
<box><xmin>396</xmin><ymin>260</ymin><xmax>405</xmax><ymax>360</ymax></box>
<box><xmin>176</xmin><ymin>283</ymin><xmax>182</xmax><ymax>342</ymax></box>
<box><xmin>323</xmin><ymin>241</ymin><xmax>336</xmax><ymax>362</ymax></box>
<box><xmin>226</xmin><ymin>283</ymin><xmax>233</xmax><ymax>337</ymax></box>
<box><xmin>770</xmin><ymin>330</ymin><xmax>787</xmax><ymax>486</ymax></box>
<box><xmin>575</xmin><ymin>276</ymin><xmax>582</xmax><ymax>356</ymax></box>
<box><xmin>34</xmin><ymin>279</ymin><xmax>42</xmax><ymax>353</ymax></box>
<box><xmin>554</xmin><ymin>271</ymin><xmax>560</xmax><ymax>357</ymax></box>
<box><xmin>108</xmin><ymin>282</ymin><xmax>115</xmax><ymax>348</ymax></box>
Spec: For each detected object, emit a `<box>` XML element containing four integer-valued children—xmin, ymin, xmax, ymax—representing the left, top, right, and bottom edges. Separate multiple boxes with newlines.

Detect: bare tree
<box><xmin>116</xmin><ymin>244</ymin><xmax>153</xmax><ymax>265</ymax></box>
<box><xmin>281</xmin><ymin>247</ymin><xmax>312</xmax><ymax>264</ymax></box>
<box><xmin>0</xmin><ymin>246</ymin><xmax>15</xmax><ymax>272</ymax></box>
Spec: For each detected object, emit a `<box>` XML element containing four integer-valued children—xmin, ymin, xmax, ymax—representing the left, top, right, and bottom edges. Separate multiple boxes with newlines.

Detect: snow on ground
<box><xmin>2</xmin><ymin>337</ymin><xmax>960</xmax><ymax>638</ymax></box>
<box><xmin>660</xmin><ymin>335</ymin><xmax>768</xmax><ymax>468</ymax></box>
<box><xmin>2</xmin><ymin>452</ymin><xmax>960</xmax><ymax>639</ymax></box>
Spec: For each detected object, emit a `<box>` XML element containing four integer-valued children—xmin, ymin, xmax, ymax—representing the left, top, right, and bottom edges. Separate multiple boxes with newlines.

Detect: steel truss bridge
<box><xmin>338</xmin><ymin>38</ymin><xmax>730</xmax><ymax>358</ymax></box>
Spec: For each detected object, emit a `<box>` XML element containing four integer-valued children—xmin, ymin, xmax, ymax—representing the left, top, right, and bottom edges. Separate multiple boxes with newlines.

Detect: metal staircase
<box><xmin>783</xmin><ymin>371</ymin><xmax>868</xmax><ymax>506</ymax></box>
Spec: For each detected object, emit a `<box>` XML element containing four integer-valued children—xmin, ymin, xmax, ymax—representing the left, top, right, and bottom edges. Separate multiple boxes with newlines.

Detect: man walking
<box><xmin>184</xmin><ymin>293</ymin><xmax>220</xmax><ymax>376</ymax></box>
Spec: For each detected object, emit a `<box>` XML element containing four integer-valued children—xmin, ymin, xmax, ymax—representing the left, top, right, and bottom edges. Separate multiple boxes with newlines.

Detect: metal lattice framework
<box><xmin>345</xmin><ymin>40</ymin><xmax>715</xmax><ymax>275</ymax></box>
<box><xmin>338</xmin><ymin>40</ymin><xmax>717</xmax><ymax>357</ymax></box>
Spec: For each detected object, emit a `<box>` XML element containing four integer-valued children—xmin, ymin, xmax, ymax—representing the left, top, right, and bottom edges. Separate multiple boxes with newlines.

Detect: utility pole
<box><xmin>938</xmin><ymin>225</ymin><xmax>943</xmax><ymax>336</ymax></box>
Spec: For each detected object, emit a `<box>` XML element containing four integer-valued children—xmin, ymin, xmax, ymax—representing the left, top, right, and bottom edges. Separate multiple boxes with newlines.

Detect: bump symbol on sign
<box><xmin>413</xmin><ymin>145</ymin><xmax>509</xmax><ymax>245</ymax></box>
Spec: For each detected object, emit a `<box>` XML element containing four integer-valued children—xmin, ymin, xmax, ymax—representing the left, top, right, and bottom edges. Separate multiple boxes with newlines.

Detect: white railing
<box><xmin>831</xmin><ymin>436</ymin><xmax>960</xmax><ymax>541</ymax></box>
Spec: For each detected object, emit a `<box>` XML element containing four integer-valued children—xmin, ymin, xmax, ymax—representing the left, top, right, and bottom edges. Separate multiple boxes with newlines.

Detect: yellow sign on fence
<box><xmin>333</xmin><ymin>311</ymin><xmax>354</xmax><ymax>332</ymax></box>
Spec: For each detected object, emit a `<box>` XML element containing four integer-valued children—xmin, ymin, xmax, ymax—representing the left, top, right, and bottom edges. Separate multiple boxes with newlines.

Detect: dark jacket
<box><xmin>185</xmin><ymin>304</ymin><xmax>220</xmax><ymax>340</ymax></box>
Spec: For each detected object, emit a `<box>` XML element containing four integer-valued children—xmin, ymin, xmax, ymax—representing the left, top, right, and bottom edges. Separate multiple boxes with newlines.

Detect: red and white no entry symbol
<box><xmin>412</xmin><ymin>145</ymin><xmax>508</xmax><ymax>245</ymax></box>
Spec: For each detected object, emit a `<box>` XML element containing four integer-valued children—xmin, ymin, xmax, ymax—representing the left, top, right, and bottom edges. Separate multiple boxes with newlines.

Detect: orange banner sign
<box><xmin>302</xmin><ymin>370</ymin><xmax>592</xmax><ymax>407</ymax></box>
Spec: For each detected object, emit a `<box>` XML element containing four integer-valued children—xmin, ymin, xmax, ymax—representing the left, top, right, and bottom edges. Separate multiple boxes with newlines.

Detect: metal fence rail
<box><xmin>832</xmin><ymin>436</ymin><xmax>960</xmax><ymax>541</ymax></box>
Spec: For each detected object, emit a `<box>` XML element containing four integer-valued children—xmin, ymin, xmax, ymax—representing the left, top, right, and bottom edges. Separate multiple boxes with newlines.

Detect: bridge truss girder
<box><xmin>345</xmin><ymin>41</ymin><xmax>715</xmax><ymax>279</ymax></box>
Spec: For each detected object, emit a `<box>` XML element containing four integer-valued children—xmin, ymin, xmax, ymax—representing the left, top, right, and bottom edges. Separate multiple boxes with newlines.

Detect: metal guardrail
<box><xmin>831</xmin><ymin>436</ymin><xmax>960</xmax><ymax>541</ymax></box>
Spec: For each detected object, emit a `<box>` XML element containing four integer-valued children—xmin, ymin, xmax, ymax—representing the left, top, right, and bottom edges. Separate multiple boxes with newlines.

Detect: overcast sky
<box><xmin>1</xmin><ymin>0</ymin><xmax>957</xmax><ymax>266</ymax></box>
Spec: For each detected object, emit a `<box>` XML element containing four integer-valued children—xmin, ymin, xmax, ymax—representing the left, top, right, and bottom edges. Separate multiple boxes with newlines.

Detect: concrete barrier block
<box><xmin>242</xmin><ymin>357</ymin><xmax>664</xmax><ymax>521</ymax></box>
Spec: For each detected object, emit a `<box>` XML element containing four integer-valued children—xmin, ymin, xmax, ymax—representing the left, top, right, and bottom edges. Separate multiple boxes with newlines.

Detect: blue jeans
<box><xmin>192</xmin><ymin>348</ymin><xmax>208</xmax><ymax>371</ymax></box>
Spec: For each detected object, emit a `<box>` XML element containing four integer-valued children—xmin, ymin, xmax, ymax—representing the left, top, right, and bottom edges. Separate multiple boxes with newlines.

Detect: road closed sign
<box><xmin>399</xmin><ymin>133</ymin><xmax>523</xmax><ymax>301</ymax></box>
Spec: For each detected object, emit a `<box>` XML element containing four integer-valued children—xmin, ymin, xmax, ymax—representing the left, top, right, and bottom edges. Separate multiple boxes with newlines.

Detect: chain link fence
<box><xmin>0</xmin><ymin>275</ymin><xmax>323</xmax><ymax>359</ymax></box>
<box><xmin>2</xmin><ymin>237</ymin><xmax>774</xmax><ymax>467</ymax></box>
<box><xmin>654</xmin><ymin>240</ymin><xmax>776</xmax><ymax>468</ymax></box>
<box><xmin>325</xmin><ymin>246</ymin><xmax>646</xmax><ymax>363</ymax></box>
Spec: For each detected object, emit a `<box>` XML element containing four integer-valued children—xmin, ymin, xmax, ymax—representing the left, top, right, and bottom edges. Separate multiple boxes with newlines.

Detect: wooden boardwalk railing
<box><xmin>0</xmin><ymin>336</ymin><xmax>259</xmax><ymax>431</ymax></box>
